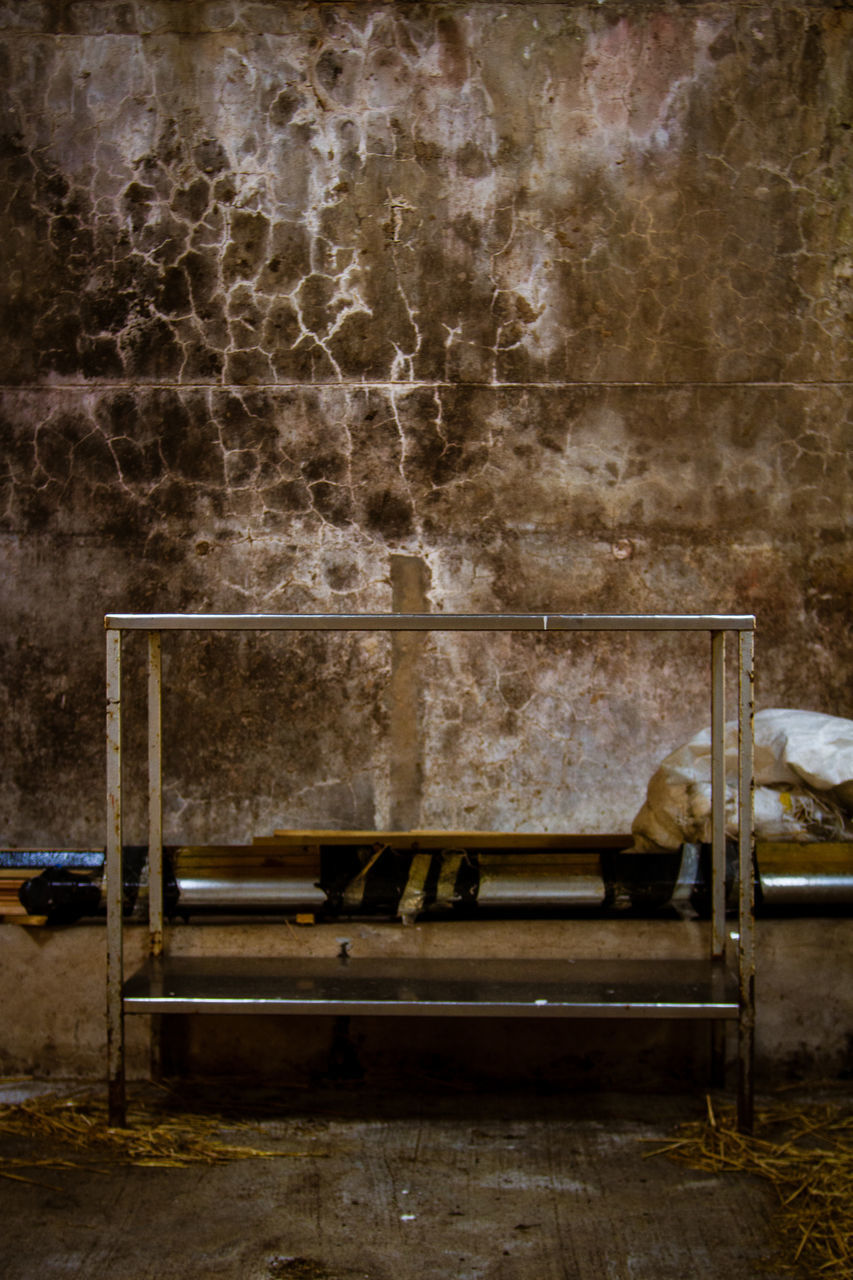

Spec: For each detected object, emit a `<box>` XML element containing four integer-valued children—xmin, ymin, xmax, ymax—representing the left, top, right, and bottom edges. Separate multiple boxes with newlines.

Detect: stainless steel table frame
<box><xmin>105</xmin><ymin>613</ymin><xmax>755</xmax><ymax>1128</ymax></box>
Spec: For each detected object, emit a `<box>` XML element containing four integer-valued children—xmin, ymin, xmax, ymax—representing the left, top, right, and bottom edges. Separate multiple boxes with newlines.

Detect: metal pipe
<box><xmin>20</xmin><ymin>839</ymin><xmax>853</xmax><ymax>918</ymax></box>
<box><xmin>758</xmin><ymin>844</ymin><xmax>853</xmax><ymax>905</ymax></box>
<box><xmin>477</xmin><ymin>855</ymin><xmax>606</xmax><ymax>907</ymax></box>
<box><xmin>177</xmin><ymin>874</ymin><xmax>326</xmax><ymax>909</ymax></box>
<box><xmin>105</xmin><ymin>628</ymin><xmax>125</xmax><ymax>1128</ymax></box>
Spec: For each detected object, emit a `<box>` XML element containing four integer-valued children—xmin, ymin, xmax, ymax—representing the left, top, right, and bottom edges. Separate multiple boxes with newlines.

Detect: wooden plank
<box><xmin>260</xmin><ymin>830</ymin><xmax>631</xmax><ymax>850</ymax></box>
<box><xmin>757</xmin><ymin>841</ymin><xmax>853</xmax><ymax>875</ymax></box>
<box><xmin>175</xmin><ymin>847</ymin><xmax>320</xmax><ymax>867</ymax></box>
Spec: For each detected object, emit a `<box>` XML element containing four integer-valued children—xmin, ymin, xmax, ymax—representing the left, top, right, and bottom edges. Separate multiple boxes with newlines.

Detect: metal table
<box><xmin>105</xmin><ymin>613</ymin><xmax>755</xmax><ymax>1127</ymax></box>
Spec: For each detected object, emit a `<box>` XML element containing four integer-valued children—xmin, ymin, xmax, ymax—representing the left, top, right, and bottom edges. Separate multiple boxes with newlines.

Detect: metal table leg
<box><xmin>737</xmin><ymin>628</ymin><xmax>755</xmax><ymax>1132</ymax></box>
<box><xmin>710</xmin><ymin>630</ymin><xmax>727</xmax><ymax>1087</ymax></box>
<box><xmin>148</xmin><ymin>631</ymin><xmax>164</xmax><ymax>1080</ymax></box>
<box><xmin>106</xmin><ymin>627</ymin><xmax>125</xmax><ymax>1127</ymax></box>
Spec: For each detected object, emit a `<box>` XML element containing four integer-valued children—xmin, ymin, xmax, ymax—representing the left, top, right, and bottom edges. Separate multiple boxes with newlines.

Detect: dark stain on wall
<box><xmin>0</xmin><ymin>1</ymin><xmax>850</xmax><ymax>844</ymax></box>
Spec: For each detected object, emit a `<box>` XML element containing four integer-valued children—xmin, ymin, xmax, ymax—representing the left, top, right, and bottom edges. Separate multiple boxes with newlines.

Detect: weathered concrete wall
<box><xmin>3</xmin><ymin>919</ymin><xmax>851</xmax><ymax>1083</ymax></box>
<box><xmin>1</xmin><ymin>2</ymin><xmax>851</xmax><ymax>846</ymax></box>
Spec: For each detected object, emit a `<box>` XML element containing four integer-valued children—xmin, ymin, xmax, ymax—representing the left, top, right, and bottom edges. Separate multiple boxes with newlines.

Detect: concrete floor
<box><xmin>0</xmin><ymin>1083</ymin><xmax>796</xmax><ymax>1280</ymax></box>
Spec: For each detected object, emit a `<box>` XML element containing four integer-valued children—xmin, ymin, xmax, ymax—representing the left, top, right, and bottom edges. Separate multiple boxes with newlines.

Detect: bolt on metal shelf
<box><xmin>105</xmin><ymin>612</ymin><xmax>755</xmax><ymax>1130</ymax></box>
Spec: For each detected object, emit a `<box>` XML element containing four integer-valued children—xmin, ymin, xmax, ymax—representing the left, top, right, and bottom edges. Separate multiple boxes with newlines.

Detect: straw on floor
<box><xmin>647</xmin><ymin>1096</ymin><xmax>853</xmax><ymax>1278</ymax></box>
<box><xmin>0</xmin><ymin>1088</ymin><xmax>318</xmax><ymax>1189</ymax></box>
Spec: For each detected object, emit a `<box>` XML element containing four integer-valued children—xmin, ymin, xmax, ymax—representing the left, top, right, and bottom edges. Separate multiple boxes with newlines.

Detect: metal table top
<box><xmin>123</xmin><ymin>956</ymin><xmax>739</xmax><ymax>1019</ymax></box>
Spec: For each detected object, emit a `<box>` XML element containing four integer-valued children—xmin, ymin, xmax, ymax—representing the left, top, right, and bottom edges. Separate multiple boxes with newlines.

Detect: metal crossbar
<box><xmin>105</xmin><ymin>612</ymin><xmax>755</xmax><ymax>1130</ymax></box>
<box><xmin>106</xmin><ymin>612</ymin><xmax>754</xmax><ymax>631</ymax></box>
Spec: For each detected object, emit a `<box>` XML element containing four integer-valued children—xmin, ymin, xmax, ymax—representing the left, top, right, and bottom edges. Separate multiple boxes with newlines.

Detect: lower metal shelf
<box><xmin>123</xmin><ymin>956</ymin><xmax>739</xmax><ymax>1019</ymax></box>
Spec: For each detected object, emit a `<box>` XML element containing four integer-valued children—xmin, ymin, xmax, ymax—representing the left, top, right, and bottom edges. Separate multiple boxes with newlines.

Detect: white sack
<box><xmin>632</xmin><ymin>709</ymin><xmax>853</xmax><ymax>851</ymax></box>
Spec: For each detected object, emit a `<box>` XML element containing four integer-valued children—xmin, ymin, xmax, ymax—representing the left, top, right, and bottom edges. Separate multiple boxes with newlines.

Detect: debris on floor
<box><xmin>266</xmin><ymin>1260</ymin><xmax>347</xmax><ymax>1280</ymax></box>
<box><xmin>646</xmin><ymin>1095</ymin><xmax>853</xmax><ymax>1278</ymax></box>
<box><xmin>0</xmin><ymin>1086</ymin><xmax>319</xmax><ymax>1186</ymax></box>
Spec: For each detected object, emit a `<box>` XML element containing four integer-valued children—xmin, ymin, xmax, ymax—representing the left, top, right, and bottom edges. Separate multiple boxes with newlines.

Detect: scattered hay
<box><xmin>0</xmin><ymin>1089</ymin><xmax>319</xmax><ymax>1188</ymax></box>
<box><xmin>646</xmin><ymin>1095</ymin><xmax>853</xmax><ymax>1278</ymax></box>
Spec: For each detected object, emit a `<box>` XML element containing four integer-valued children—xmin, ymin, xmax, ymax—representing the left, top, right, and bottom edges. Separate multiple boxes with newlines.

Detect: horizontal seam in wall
<box><xmin>1</xmin><ymin>381</ymin><xmax>851</xmax><ymax>392</ymax></box>
<box><xmin>0</xmin><ymin>2</ymin><xmax>838</xmax><ymax>37</ymax></box>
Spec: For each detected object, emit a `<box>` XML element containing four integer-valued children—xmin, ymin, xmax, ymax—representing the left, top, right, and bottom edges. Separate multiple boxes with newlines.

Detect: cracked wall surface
<box><xmin>0</xmin><ymin>1</ymin><xmax>850</xmax><ymax>845</ymax></box>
